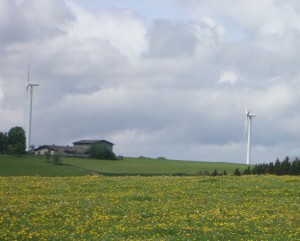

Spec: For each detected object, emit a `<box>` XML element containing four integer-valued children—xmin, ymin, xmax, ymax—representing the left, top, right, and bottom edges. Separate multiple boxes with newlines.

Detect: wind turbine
<box><xmin>245</xmin><ymin>107</ymin><xmax>256</xmax><ymax>165</ymax></box>
<box><xmin>26</xmin><ymin>56</ymin><xmax>39</xmax><ymax>152</ymax></box>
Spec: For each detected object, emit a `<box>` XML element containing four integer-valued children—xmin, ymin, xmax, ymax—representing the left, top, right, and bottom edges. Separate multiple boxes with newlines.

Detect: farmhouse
<box><xmin>34</xmin><ymin>145</ymin><xmax>88</xmax><ymax>157</ymax></box>
<box><xmin>34</xmin><ymin>140</ymin><xmax>114</xmax><ymax>157</ymax></box>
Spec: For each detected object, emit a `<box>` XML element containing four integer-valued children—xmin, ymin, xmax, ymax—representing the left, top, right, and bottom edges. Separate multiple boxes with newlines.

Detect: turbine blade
<box><xmin>248</xmin><ymin>106</ymin><xmax>254</xmax><ymax>114</ymax></box>
<box><xmin>26</xmin><ymin>55</ymin><xmax>31</xmax><ymax>90</ymax></box>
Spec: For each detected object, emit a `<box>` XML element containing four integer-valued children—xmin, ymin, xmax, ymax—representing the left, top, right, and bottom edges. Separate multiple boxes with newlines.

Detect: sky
<box><xmin>1</xmin><ymin>0</ymin><xmax>300</xmax><ymax>164</ymax></box>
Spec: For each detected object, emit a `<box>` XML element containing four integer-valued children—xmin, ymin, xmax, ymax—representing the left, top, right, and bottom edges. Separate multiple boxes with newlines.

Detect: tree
<box><xmin>7</xmin><ymin>126</ymin><xmax>26</xmax><ymax>155</ymax></box>
<box><xmin>89</xmin><ymin>143</ymin><xmax>116</xmax><ymax>160</ymax></box>
<box><xmin>211</xmin><ymin>169</ymin><xmax>218</xmax><ymax>176</ymax></box>
<box><xmin>243</xmin><ymin>166</ymin><xmax>251</xmax><ymax>175</ymax></box>
<box><xmin>240</xmin><ymin>157</ymin><xmax>300</xmax><ymax>176</ymax></box>
<box><xmin>234</xmin><ymin>168</ymin><xmax>241</xmax><ymax>176</ymax></box>
<box><xmin>291</xmin><ymin>157</ymin><xmax>300</xmax><ymax>175</ymax></box>
<box><xmin>267</xmin><ymin>162</ymin><xmax>274</xmax><ymax>174</ymax></box>
<box><xmin>45</xmin><ymin>151</ymin><xmax>51</xmax><ymax>162</ymax></box>
<box><xmin>52</xmin><ymin>150</ymin><xmax>64</xmax><ymax>165</ymax></box>
<box><xmin>282</xmin><ymin>156</ymin><xmax>291</xmax><ymax>175</ymax></box>
<box><xmin>274</xmin><ymin>158</ymin><xmax>282</xmax><ymax>175</ymax></box>
<box><xmin>0</xmin><ymin>132</ymin><xmax>8</xmax><ymax>154</ymax></box>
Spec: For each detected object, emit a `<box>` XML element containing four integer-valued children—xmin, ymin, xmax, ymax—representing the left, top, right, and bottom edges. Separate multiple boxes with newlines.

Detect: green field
<box><xmin>66</xmin><ymin>156</ymin><xmax>248</xmax><ymax>175</ymax></box>
<box><xmin>0</xmin><ymin>155</ymin><xmax>89</xmax><ymax>176</ymax></box>
<box><xmin>0</xmin><ymin>175</ymin><xmax>299</xmax><ymax>240</ymax></box>
<box><xmin>0</xmin><ymin>154</ymin><xmax>247</xmax><ymax>176</ymax></box>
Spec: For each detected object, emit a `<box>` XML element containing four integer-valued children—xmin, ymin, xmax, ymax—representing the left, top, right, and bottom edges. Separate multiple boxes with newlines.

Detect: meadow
<box><xmin>65</xmin><ymin>156</ymin><xmax>248</xmax><ymax>176</ymax></box>
<box><xmin>0</xmin><ymin>155</ymin><xmax>89</xmax><ymax>176</ymax></box>
<box><xmin>0</xmin><ymin>175</ymin><xmax>299</xmax><ymax>240</ymax></box>
<box><xmin>0</xmin><ymin>154</ymin><xmax>247</xmax><ymax>176</ymax></box>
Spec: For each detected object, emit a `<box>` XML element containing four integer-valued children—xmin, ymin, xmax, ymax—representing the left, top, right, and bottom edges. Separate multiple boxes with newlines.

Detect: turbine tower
<box><xmin>26</xmin><ymin>57</ymin><xmax>39</xmax><ymax>152</ymax></box>
<box><xmin>245</xmin><ymin>107</ymin><xmax>256</xmax><ymax>165</ymax></box>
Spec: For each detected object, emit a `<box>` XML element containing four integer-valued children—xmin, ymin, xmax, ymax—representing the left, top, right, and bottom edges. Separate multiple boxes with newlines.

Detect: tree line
<box><xmin>0</xmin><ymin>127</ymin><xmax>26</xmax><ymax>155</ymax></box>
<box><xmin>234</xmin><ymin>156</ymin><xmax>300</xmax><ymax>176</ymax></box>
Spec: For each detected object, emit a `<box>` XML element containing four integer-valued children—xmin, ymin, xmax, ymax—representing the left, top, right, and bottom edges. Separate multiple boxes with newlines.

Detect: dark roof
<box><xmin>73</xmin><ymin>140</ymin><xmax>114</xmax><ymax>145</ymax></box>
<box><xmin>35</xmin><ymin>145</ymin><xmax>60</xmax><ymax>151</ymax></box>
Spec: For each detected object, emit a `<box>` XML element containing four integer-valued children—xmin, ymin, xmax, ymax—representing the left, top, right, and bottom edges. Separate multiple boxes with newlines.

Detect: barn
<box><xmin>73</xmin><ymin>140</ymin><xmax>114</xmax><ymax>152</ymax></box>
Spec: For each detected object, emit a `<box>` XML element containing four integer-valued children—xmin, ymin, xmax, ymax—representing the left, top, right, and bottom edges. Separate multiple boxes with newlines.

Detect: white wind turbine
<box><xmin>26</xmin><ymin>56</ymin><xmax>39</xmax><ymax>152</ymax></box>
<box><xmin>245</xmin><ymin>107</ymin><xmax>256</xmax><ymax>165</ymax></box>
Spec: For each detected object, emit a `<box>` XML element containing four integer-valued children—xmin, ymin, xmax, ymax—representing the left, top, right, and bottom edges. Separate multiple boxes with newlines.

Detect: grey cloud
<box><xmin>146</xmin><ymin>20</ymin><xmax>198</xmax><ymax>58</ymax></box>
<box><xmin>0</xmin><ymin>0</ymin><xmax>74</xmax><ymax>44</ymax></box>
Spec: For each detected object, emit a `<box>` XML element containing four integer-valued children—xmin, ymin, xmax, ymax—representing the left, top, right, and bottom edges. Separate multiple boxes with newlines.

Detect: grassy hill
<box><xmin>66</xmin><ymin>157</ymin><xmax>247</xmax><ymax>175</ymax></box>
<box><xmin>0</xmin><ymin>154</ymin><xmax>247</xmax><ymax>176</ymax></box>
<box><xmin>0</xmin><ymin>155</ymin><xmax>89</xmax><ymax>176</ymax></box>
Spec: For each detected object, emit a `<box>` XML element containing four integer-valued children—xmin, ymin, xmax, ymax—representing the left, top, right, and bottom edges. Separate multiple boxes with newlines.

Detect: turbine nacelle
<box><xmin>245</xmin><ymin>107</ymin><xmax>256</xmax><ymax>118</ymax></box>
<box><xmin>26</xmin><ymin>82</ymin><xmax>39</xmax><ymax>91</ymax></box>
<box><xmin>27</xmin><ymin>82</ymin><xmax>39</xmax><ymax>86</ymax></box>
<box><xmin>248</xmin><ymin>113</ymin><xmax>256</xmax><ymax>118</ymax></box>
<box><xmin>26</xmin><ymin>82</ymin><xmax>39</xmax><ymax>89</ymax></box>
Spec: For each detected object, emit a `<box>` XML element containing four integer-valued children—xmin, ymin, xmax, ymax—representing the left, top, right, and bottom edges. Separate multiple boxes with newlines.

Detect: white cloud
<box><xmin>257</xmin><ymin>84</ymin><xmax>295</xmax><ymax>113</ymax></box>
<box><xmin>219</xmin><ymin>71</ymin><xmax>238</xmax><ymax>84</ymax></box>
<box><xmin>66</xmin><ymin>1</ymin><xmax>148</xmax><ymax>62</ymax></box>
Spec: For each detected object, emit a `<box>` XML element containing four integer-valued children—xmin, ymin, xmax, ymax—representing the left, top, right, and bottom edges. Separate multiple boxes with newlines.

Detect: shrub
<box><xmin>52</xmin><ymin>151</ymin><xmax>63</xmax><ymax>165</ymax></box>
<box><xmin>243</xmin><ymin>166</ymin><xmax>251</xmax><ymax>175</ymax></box>
<box><xmin>45</xmin><ymin>152</ymin><xmax>51</xmax><ymax>162</ymax></box>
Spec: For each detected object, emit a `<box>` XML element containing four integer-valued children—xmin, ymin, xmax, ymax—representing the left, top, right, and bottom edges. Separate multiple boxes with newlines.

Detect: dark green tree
<box><xmin>211</xmin><ymin>169</ymin><xmax>218</xmax><ymax>176</ymax></box>
<box><xmin>267</xmin><ymin>162</ymin><xmax>274</xmax><ymax>174</ymax></box>
<box><xmin>291</xmin><ymin>157</ymin><xmax>300</xmax><ymax>175</ymax></box>
<box><xmin>251</xmin><ymin>164</ymin><xmax>259</xmax><ymax>175</ymax></box>
<box><xmin>89</xmin><ymin>143</ymin><xmax>116</xmax><ymax>160</ymax></box>
<box><xmin>7</xmin><ymin>126</ymin><xmax>26</xmax><ymax>155</ymax></box>
<box><xmin>274</xmin><ymin>158</ymin><xmax>282</xmax><ymax>175</ymax></box>
<box><xmin>282</xmin><ymin>156</ymin><xmax>292</xmax><ymax>175</ymax></box>
<box><xmin>243</xmin><ymin>166</ymin><xmax>251</xmax><ymax>175</ymax></box>
<box><xmin>234</xmin><ymin>168</ymin><xmax>241</xmax><ymax>176</ymax></box>
<box><xmin>0</xmin><ymin>132</ymin><xmax>8</xmax><ymax>154</ymax></box>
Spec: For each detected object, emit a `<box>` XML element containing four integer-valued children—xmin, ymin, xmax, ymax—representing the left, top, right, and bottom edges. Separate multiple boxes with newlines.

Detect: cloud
<box><xmin>219</xmin><ymin>70</ymin><xmax>238</xmax><ymax>84</ymax></box>
<box><xmin>67</xmin><ymin>1</ymin><xmax>148</xmax><ymax>61</ymax></box>
<box><xmin>146</xmin><ymin>20</ymin><xmax>198</xmax><ymax>58</ymax></box>
<box><xmin>0</xmin><ymin>80</ymin><xmax>4</xmax><ymax>101</ymax></box>
<box><xmin>0</xmin><ymin>0</ymin><xmax>74</xmax><ymax>44</ymax></box>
